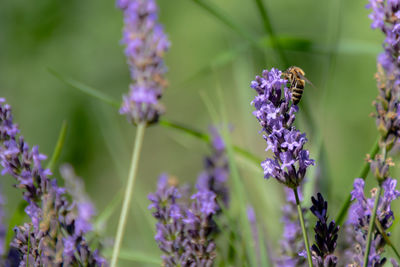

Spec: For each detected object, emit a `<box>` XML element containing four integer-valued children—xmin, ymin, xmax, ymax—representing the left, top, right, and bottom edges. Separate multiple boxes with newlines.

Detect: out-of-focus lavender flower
<box><xmin>0</xmin><ymin>99</ymin><xmax>106</xmax><ymax>266</ymax></box>
<box><xmin>196</xmin><ymin>127</ymin><xmax>229</xmax><ymax>209</ymax></box>
<box><xmin>367</xmin><ymin>0</ymin><xmax>400</xmax><ymax>164</ymax></box>
<box><xmin>0</xmin><ymin>189</ymin><xmax>5</xmax><ymax>257</ymax></box>
<box><xmin>117</xmin><ymin>0</ymin><xmax>170</xmax><ymax>125</ymax></box>
<box><xmin>250</xmin><ymin>68</ymin><xmax>314</xmax><ymax>188</ymax></box>
<box><xmin>309</xmin><ymin>193</ymin><xmax>339</xmax><ymax>267</ymax></box>
<box><xmin>149</xmin><ymin>174</ymin><xmax>218</xmax><ymax>266</ymax></box>
<box><xmin>184</xmin><ymin>188</ymin><xmax>217</xmax><ymax>266</ymax></box>
<box><xmin>275</xmin><ymin>188</ymin><xmax>306</xmax><ymax>267</ymax></box>
<box><xmin>344</xmin><ymin>178</ymin><xmax>400</xmax><ymax>266</ymax></box>
<box><xmin>60</xmin><ymin>164</ymin><xmax>96</xmax><ymax>235</ymax></box>
<box><xmin>148</xmin><ymin>174</ymin><xmax>188</xmax><ymax>266</ymax></box>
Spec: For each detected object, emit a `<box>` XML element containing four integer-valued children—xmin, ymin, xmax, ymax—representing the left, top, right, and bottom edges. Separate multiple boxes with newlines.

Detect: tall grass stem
<box><xmin>111</xmin><ymin>123</ymin><xmax>146</xmax><ymax>267</ymax></box>
<box><xmin>335</xmin><ymin>136</ymin><xmax>380</xmax><ymax>225</ymax></box>
<box><xmin>363</xmin><ymin>185</ymin><xmax>382</xmax><ymax>267</ymax></box>
<box><xmin>293</xmin><ymin>187</ymin><xmax>313</xmax><ymax>267</ymax></box>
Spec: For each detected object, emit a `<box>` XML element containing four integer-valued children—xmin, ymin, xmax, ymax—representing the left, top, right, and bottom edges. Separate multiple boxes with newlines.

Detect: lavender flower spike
<box><xmin>251</xmin><ymin>68</ymin><xmax>314</xmax><ymax>188</ymax></box>
<box><xmin>117</xmin><ymin>0</ymin><xmax>170</xmax><ymax>125</ymax></box>
<box><xmin>149</xmin><ymin>175</ymin><xmax>218</xmax><ymax>266</ymax></box>
<box><xmin>0</xmin><ymin>99</ymin><xmax>106</xmax><ymax>266</ymax></box>
<box><xmin>148</xmin><ymin>174</ymin><xmax>188</xmax><ymax>266</ymax></box>
<box><xmin>309</xmin><ymin>193</ymin><xmax>339</xmax><ymax>267</ymax></box>
<box><xmin>344</xmin><ymin>178</ymin><xmax>400</xmax><ymax>266</ymax></box>
<box><xmin>367</xmin><ymin>0</ymin><xmax>400</xmax><ymax>167</ymax></box>
<box><xmin>196</xmin><ymin>127</ymin><xmax>230</xmax><ymax>209</ymax></box>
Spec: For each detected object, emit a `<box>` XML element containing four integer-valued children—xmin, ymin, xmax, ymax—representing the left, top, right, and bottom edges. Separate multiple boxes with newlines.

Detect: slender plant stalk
<box><xmin>335</xmin><ymin>136</ymin><xmax>380</xmax><ymax>225</ymax></box>
<box><xmin>293</xmin><ymin>187</ymin><xmax>313</xmax><ymax>267</ymax></box>
<box><xmin>363</xmin><ymin>185</ymin><xmax>382</xmax><ymax>267</ymax></box>
<box><xmin>253</xmin><ymin>0</ymin><xmax>288</xmax><ymax>66</ymax></box>
<box><xmin>375</xmin><ymin>218</ymin><xmax>400</xmax><ymax>261</ymax></box>
<box><xmin>26</xmin><ymin>229</ymin><xmax>30</xmax><ymax>267</ymax></box>
<box><xmin>46</xmin><ymin>120</ymin><xmax>68</xmax><ymax>171</ymax></box>
<box><xmin>111</xmin><ymin>123</ymin><xmax>146</xmax><ymax>267</ymax></box>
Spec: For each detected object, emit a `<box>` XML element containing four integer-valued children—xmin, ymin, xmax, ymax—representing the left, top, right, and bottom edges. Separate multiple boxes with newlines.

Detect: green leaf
<box><xmin>48</xmin><ymin>68</ymin><xmax>120</xmax><ymax>107</ymax></box>
<box><xmin>46</xmin><ymin>120</ymin><xmax>68</xmax><ymax>172</ymax></box>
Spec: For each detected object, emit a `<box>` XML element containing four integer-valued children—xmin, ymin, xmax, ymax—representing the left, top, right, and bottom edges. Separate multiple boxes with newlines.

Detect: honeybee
<box><xmin>283</xmin><ymin>66</ymin><xmax>313</xmax><ymax>105</ymax></box>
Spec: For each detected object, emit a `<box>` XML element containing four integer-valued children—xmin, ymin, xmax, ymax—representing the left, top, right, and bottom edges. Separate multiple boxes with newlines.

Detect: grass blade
<box><xmin>104</xmin><ymin>250</ymin><xmax>161</xmax><ymax>265</ymax></box>
<box><xmin>191</xmin><ymin>0</ymin><xmax>258</xmax><ymax>46</ymax></box>
<box><xmin>335</xmin><ymin>136</ymin><xmax>380</xmax><ymax>225</ymax></box>
<box><xmin>48</xmin><ymin>68</ymin><xmax>120</xmax><ymax>107</ymax></box>
<box><xmin>252</xmin><ymin>0</ymin><xmax>288</xmax><ymax>66</ymax></box>
<box><xmin>159</xmin><ymin>119</ymin><xmax>209</xmax><ymax>142</ymax></box>
<box><xmin>46</xmin><ymin>120</ymin><xmax>68</xmax><ymax>172</ymax></box>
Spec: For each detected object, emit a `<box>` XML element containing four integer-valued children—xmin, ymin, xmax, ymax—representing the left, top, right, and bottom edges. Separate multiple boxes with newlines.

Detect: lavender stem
<box><xmin>375</xmin><ymin>218</ymin><xmax>400</xmax><ymax>261</ymax></box>
<box><xmin>111</xmin><ymin>123</ymin><xmax>146</xmax><ymax>267</ymax></box>
<box><xmin>363</xmin><ymin>185</ymin><xmax>382</xmax><ymax>267</ymax></box>
<box><xmin>293</xmin><ymin>187</ymin><xmax>313</xmax><ymax>267</ymax></box>
<box><xmin>335</xmin><ymin>136</ymin><xmax>380</xmax><ymax>226</ymax></box>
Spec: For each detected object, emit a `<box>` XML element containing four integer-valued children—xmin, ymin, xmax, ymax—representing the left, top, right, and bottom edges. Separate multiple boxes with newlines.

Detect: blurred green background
<box><xmin>0</xmin><ymin>0</ymin><xmax>399</xmax><ymax>265</ymax></box>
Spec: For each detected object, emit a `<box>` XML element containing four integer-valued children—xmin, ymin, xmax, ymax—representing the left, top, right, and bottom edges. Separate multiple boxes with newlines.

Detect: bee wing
<box><xmin>297</xmin><ymin>73</ymin><xmax>316</xmax><ymax>89</ymax></box>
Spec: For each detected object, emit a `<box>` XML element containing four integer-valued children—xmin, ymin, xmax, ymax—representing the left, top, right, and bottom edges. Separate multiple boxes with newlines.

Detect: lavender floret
<box><xmin>250</xmin><ymin>68</ymin><xmax>314</xmax><ymax>188</ymax></box>
<box><xmin>309</xmin><ymin>193</ymin><xmax>339</xmax><ymax>267</ymax></box>
<box><xmin>117</xmin><ymin>0</ymin><xmax>170</xmax><ymax>125</ymax></box>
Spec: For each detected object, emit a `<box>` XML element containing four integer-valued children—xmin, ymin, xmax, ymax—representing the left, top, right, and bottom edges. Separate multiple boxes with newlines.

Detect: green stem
<box><xmin>253</xmin><ymin>0</ymin><xmax>288</xmax><ymax>66</ymax></box>
<box><xmin>110</xmin><ymin>123</ymin><xmax>146</xmax><ymax>267</ymax></box>
<box><xmin>375</xmin><ymin>218</ymin><xmax>400</xmax><ymax>261</ymax></box>
<box><xmin>363</xmin><ymin>185</ymin><xmax>382</xmax><ymax>267</ymax></box>
<box><xmin>46</xmin><ymin>120</ymin><xmax>68</xmax><ymax>172</ymax></box>
<box><xmin>335</xmin><ymin>136</ymin><xmax>380</xmax><ymax>225</ymax></box>
<box><xmin>26</xmin><ymin>227</ymin><xmax>31</xmax><ymax>267</ymax></box>
<box><xmin>293</xmin><ymin>187</ymin><xmax>313</xmax><ymax>267</ymax></box>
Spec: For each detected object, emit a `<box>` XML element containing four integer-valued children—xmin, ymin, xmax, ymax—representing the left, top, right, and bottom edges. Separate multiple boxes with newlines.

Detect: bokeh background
<box><xmin>0</xmin><ymin>0</ymin><xmax>399</xmax><ymax>265</ymax></box>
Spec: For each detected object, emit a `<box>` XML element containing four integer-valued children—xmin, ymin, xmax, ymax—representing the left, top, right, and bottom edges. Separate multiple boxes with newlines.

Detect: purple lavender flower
<box><xmin>117</xmin><ymin>0</ymin><xmax>170</xmax><ymax>125</ymax></box>
<box><xmin>184</xmin><ymin>188</ymin><xmax>217</xmax><ymax>266</ymax></box>
<box><xmin>148</xmin><ymin>174</ymin><xmax>188</xmax><ymax>266</ymax></box>
<box><xmin>196</xmin><ymin>127</ymin><xmax>229</xmax><ymax>209</ymax></box>
<box><xmin>309</xmin><ymin>193</ymin><xmax>339</xmax><ymax>267</ymax></box>
<box><xmin>344</xmin><ymin>178</ymin><xmax>400</xmax><ymax>266</ymax></box>
<box><xmin>367</xmin><ymin>0</ymin><xmax>400</xmax><ymax>151</ymax></box>
<box><xmin>149</xmin><ymin>175</ymin><xmax>218</xmax><ymax>266</ymax></box>
<box><xmin>0</xmin><ymin>187</ymin><xmax>6</xmax><ymax>260</ymax></box>
<box><xmin>60</xmin><ymin>164</ymin><xmax>96</xmax><ymax>235</ymax></box>
<box><xmin>0</xmin><ymin>99</ymin><xmax>106</xmax><ymax>266</ymax></box>
<box><xmin>275</xmin><ymin>188</ymin><xmax>306</xmax><ymax>267</ymax></box>
<box><xmin>250</xmin><ymin>68</ymin><xmax>314</xmax><ymax>188</ymax></box>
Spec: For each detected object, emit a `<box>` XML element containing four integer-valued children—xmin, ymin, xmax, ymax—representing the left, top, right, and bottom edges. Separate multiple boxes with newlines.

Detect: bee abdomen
<box><xmin>291</xmin><ymin>87</ymin><xmax>304</xmax><ymax>105</ymax></box>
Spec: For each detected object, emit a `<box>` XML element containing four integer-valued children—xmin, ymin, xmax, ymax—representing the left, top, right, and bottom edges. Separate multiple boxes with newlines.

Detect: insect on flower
<box><xmin>283</xmin><ymin>66</ymin><xmax>314</xmax><ymax>105</ymax></box>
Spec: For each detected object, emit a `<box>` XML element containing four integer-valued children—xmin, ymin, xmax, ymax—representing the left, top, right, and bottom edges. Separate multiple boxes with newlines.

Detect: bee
<box><xmin>283</xmin><ymin>66</ymin><xmax>313</xmax><ymax>105</ymax></box>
